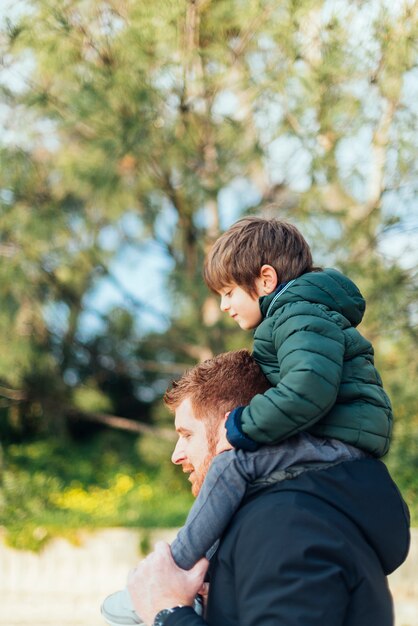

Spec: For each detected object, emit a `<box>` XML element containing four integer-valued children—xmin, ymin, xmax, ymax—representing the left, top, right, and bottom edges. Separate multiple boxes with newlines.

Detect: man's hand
<box><xmin>127</xmin><ymin>541</ymin><xmax>209</xmax><ymax>626</ymax></box>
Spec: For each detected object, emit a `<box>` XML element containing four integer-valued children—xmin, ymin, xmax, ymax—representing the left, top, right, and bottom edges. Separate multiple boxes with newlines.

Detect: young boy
<box><xmin>204</xmin><ymin>217</ymin><xmax>392</xmax><ymax>455</ymax></box>
<box><xmin>101</xmin><ymin>217</ymin><xmax>392</xmax><ymax>626</ymax></box>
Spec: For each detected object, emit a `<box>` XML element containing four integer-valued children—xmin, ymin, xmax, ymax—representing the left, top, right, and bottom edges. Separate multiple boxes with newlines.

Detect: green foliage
<box><xmin>379</xmin><ymin>337</ymin><xmax>418</xmax><ymax>523</ymax></box>
<box><xmin>387</xmin><ymin>431</ymin><xmax>418</xmax><ymax>527</ymax></box>
<box><xmin>0</xmin><ymin>432</ymin><xmax>192</xmax><ymax>551</ymax></box>
<box><xmin>1</xmin><ymin>0</ymin><xmax>417</xmax><ymax>422</ymax></box>
<box><xmin>73</xmin><ymin>385</ymin><xmax>113</xmax><ymax>414</ymax></box>
<box><xmin>0</xmin><ymin>0</ymin><xmax>417</xmax><ymax>532</ymax></box>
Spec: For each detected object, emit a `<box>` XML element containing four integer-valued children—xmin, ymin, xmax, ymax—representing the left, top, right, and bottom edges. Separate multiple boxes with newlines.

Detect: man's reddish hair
<box><xmin>164</xmin><ymin>349</ymin><xmax>270</xmax><ymax>430</ymax></box>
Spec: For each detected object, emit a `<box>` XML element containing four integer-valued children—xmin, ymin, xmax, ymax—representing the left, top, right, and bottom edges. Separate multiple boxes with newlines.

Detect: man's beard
<box><xmin>182</xmin><ymin>453</ymin><xmax>215</xmax><ymax>497</ymax></box>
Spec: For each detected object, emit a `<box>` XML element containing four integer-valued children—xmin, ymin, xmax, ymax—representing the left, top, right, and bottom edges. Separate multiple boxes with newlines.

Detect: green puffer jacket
<box><xmin>242</xmin><ymin>268</ymin><xmax>392</xmax><ymax>457</ymax></box>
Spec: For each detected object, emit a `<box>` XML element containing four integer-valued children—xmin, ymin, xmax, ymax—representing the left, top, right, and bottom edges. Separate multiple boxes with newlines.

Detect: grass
<box><xmin>0</xmin><ymin>429</ymin><xmax>416</xmax><ymax>552</ymax></box>
<box><xmin>0</xmin><ymin>431</ymin><xmax>193</xmax><ymax>551</ymax></box>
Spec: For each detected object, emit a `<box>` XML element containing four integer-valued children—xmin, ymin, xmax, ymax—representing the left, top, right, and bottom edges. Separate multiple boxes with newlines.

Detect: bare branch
<box><xmin>0</xmin><ymin>386</ymin><xmax>27</xmax><ymax>401</ymax></box>
<box><xmin>68</xmin><ymin>408</ymin><xmax>176</xmax><ymax>441</ymax></box>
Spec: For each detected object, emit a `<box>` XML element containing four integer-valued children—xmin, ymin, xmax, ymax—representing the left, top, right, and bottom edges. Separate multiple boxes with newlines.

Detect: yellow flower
<box><xmin>138</xmin><ymin>484</ymin><xmax>153</xmax><ymax>501</ymax></box>
<box><xmin>113</xmin><ymin>474</ymin><xmax>135</xmax><ymax>494</ymax></box>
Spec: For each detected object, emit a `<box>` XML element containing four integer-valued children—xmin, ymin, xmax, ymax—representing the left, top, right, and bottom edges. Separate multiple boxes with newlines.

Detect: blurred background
<box><xmin>0</xmin><ymin>0</ymin><xmax>417</xmax><ymax>623</ymax></box>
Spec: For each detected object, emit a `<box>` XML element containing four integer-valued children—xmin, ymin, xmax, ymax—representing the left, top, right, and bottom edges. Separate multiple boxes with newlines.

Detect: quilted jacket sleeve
<box><xmin>240</xmin><ymin>303</ymin><xmax>346</xmax><ymax>444</ymax></box>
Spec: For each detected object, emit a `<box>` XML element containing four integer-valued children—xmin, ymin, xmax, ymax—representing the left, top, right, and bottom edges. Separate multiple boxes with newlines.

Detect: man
<box><xmin>128</xmin><ymin>350</ymin><xmax>410</xmax><ymax>626</ymax></box>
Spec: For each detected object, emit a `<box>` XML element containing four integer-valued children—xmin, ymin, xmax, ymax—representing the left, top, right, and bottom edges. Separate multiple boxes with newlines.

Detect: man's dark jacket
<box><xmin>166</xmin><ymin>459</ymin><xmax>410</xmax><ymax>626</ymax></box>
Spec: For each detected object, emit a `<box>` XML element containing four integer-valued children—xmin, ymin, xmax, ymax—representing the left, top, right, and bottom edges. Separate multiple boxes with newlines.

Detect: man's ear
<box><xmin>215</xmin><ymin>413</ymin><xmax>232</xmax><ymax>454</ymax></box>
<box><xmin>259</xmin><ymin>265</ymin><xmax>278</xmax><ymax>295</ymax></box>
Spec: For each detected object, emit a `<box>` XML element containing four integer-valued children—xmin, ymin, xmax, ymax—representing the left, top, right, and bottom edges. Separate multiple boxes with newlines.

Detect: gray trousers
<box><xmin>171</xmin><ymin>433</ymin><xmax>366</xmax><ymax>569</ymax></box>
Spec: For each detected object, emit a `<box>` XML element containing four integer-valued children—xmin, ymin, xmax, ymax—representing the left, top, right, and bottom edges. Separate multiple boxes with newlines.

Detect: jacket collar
<box><xmin>259</xmin><ymin>279</ymin><xmax>296</xmax><ymax>318</ymax></box>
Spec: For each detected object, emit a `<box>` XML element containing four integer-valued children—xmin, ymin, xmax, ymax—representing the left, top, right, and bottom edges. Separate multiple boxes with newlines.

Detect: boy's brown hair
<box><xmin>204</xmin><ymin>216</ymin><xmax>317</xmax><ymax>296</ymax></box>
<box><xmin>164</xmin><ymin>349</ymin><xmax>270</xmax><ymax>448</ymax></box>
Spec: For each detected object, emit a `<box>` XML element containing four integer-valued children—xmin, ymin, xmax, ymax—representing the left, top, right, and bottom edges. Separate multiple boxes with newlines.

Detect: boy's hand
<box><xmin>216</xmin><ymin>412</ymin><xmax>233</xmax><ymax>454</ymax></box>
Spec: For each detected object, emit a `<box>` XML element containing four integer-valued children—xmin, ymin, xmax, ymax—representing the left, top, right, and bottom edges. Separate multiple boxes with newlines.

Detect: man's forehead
<box><xmin>174</xmin><ymin>397</ymin><xmax>200</xmax><ymax>431</ymax></box>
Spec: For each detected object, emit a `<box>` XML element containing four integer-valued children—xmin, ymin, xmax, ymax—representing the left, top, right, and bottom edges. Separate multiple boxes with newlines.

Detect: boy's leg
<box><xmin>171</xmin><ymin>450</ymin><xmax>248</xmax><ymax>569</ymax></box>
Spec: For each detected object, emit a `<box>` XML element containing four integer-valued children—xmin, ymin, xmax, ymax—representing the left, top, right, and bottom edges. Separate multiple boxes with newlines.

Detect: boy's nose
<box><xmin>220</xmin><ymin>296</ymin><xmax>229</xmax><ymax>312</ymax></box>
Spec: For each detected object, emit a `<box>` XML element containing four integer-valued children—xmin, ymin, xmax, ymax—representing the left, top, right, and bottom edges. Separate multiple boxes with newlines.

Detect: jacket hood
<box><xmin>259</xmin><ymin>268</ymin><xmax>366</xmax><ymax>327</ymax></box>
<box><xmin>249</xmin><ymin>458</ymin><xmax>410</xmax><ymax>575</ymax></box>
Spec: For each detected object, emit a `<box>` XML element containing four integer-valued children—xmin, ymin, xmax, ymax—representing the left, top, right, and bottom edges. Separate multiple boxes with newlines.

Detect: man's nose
<box><xmin>171</xmin><ymin>441</ymin><xmax>185</xmax><ymax>465</ymax></box>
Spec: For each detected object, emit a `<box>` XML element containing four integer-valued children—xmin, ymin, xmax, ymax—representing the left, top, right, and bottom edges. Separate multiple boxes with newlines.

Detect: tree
<box><xmin>0</xmin><ymin>0</ymin><xmax>417</xmax><ymax>465</ymax></box>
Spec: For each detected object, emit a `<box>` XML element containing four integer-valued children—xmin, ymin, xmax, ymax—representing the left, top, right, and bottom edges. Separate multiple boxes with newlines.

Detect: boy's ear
<box><xmin>259</xmin><ymin>265</ymin><xmax>278</xmax><ymax>294</ymax></box>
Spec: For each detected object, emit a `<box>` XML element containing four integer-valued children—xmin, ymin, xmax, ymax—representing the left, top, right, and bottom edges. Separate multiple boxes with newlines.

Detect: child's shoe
<box><xmin>101</xmin><ymin>588</ymin><xmax>204</xmax><ymax>626</ymax></box>
<box><xmin>101</xmin><ymin>587</ymin><xmax>143</xmax><ymax>626</ymax></box>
